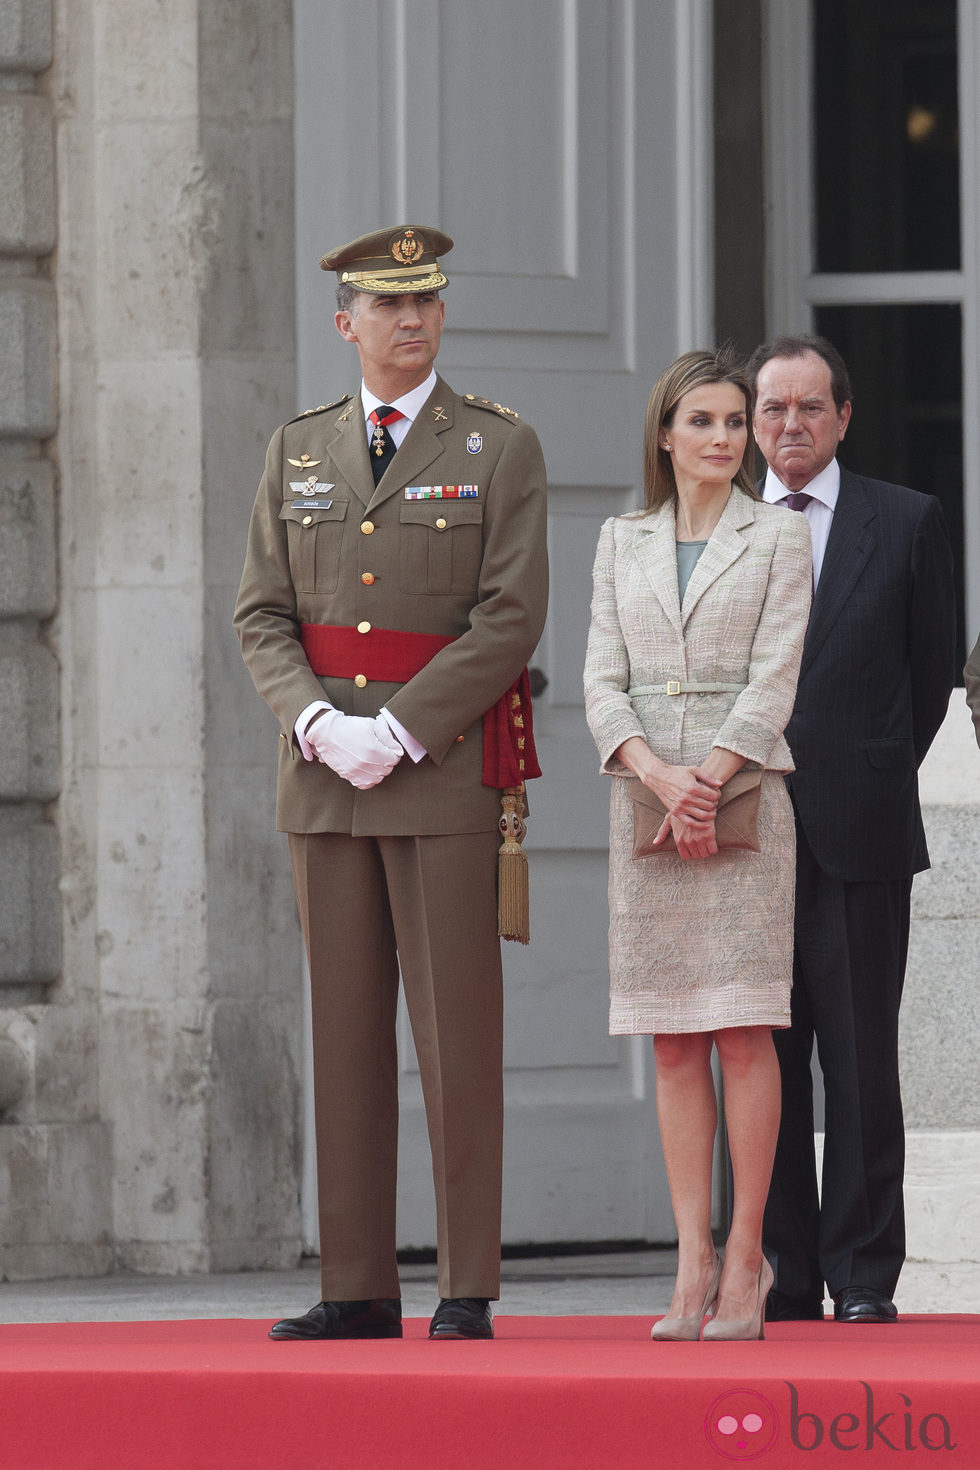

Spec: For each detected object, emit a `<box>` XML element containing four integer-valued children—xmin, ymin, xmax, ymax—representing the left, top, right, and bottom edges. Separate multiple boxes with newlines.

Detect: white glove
<box><xmin>306</xmin><ymin>708</ymin><xmax>403</xmax><ymax>789</ymax></box>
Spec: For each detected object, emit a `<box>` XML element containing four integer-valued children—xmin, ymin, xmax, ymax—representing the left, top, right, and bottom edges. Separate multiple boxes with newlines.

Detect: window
<box><xmin>766</xmin><ymin>0</ymin><xmax>972</xmax><ymax>673</ymax></box>
<box><xmin>815</xmin><ymin>0</ymin><xmax>959</xmax><ymax>274</ymax></box>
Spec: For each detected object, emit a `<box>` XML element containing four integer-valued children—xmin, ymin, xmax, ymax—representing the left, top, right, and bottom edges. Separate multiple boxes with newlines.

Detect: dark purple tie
<box><xmin>784</xmin><ymin>491</ymin><xmax>817</xmax><ymax>588</ymax></box>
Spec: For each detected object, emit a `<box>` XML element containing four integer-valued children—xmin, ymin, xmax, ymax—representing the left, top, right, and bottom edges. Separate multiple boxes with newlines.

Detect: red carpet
<box><xmin>1</xmin><ymin>1315</ymin><xmax>977</xmax><ymax>1468</ymax></box>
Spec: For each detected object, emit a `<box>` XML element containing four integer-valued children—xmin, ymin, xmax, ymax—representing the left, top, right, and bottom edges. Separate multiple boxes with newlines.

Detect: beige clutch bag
<box><xmin>628</xmin><ymin>768</ymin><xmax>763</xmax><ymax>857</ymax></box>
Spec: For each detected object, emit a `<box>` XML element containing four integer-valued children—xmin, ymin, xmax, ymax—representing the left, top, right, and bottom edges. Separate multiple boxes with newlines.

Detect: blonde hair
<box><xmin>641</xmin><ymin>348</ymin><xmax>759</xmax><ymax>512</ymax></box>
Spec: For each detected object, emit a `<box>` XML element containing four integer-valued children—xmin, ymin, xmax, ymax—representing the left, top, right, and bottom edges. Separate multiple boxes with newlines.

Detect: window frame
<box><xmin>763</xmin><ymin>0</ymin><xmax>978</xmax><ymax>639</ymax></box>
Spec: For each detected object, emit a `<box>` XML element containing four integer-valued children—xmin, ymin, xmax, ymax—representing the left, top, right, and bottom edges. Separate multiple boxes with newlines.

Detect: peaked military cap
<box><xmin>320</xmin><ymin>224</ymin><xmax>453</xmax><ymax>294</ymax></box>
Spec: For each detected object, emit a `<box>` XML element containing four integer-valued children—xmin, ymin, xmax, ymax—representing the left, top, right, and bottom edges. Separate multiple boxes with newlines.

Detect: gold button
<box><xmin>435</xmin><ymin>517</ymin><xmax>447</xmax><ymax>530</ymax></box>
<box><xmin>302</xmin><ymin>514</ymin><xmax>313</xmax><ymax>526</ymax></box>
<box><xmin>361</xmin><ymin>520</ymin><xmax>375</xmax><ymax>535</ymax></box>
<box><xmin>361</xmin><ymin>572</ymin><xmax>375</xmax><ymax>585</ymax></box>
<box><xmin>354</xmin><ymin>674</ymin><xmax>367</xmax><ymax>688</ymax></box>
<box><xmin>455</xmin><ymin>734</ymin><xmax>465</xmax><ymax>743</ymax></box>
<box><xmin>357</xmin><ymin>621</ymin><xmax>371</xmax><ymax>634</ymax></box>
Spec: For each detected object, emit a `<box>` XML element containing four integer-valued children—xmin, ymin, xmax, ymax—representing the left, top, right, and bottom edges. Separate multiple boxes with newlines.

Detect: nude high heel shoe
<box><xmin>701</xmin><ymin>1256</ymin><xmax>774</xmax><ymax>1341</ymax></box>
<box><xmin>651</xmin><ymin>1253</ymin><xmax>723</xmax><ymax>1341</ymax></box>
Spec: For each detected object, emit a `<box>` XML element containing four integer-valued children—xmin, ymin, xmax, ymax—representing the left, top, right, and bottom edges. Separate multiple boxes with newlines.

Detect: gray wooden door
<box><xmin>294</xmin><ymin>0</ymin><xmax>714</xmax><ymax>1251</ymax></box>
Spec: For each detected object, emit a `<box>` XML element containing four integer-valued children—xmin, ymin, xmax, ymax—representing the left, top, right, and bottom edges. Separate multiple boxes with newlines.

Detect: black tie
<box><xmin>368</xmin><ymin>406</ymin><xmax>405</xmax><ymax>485</ymax></box>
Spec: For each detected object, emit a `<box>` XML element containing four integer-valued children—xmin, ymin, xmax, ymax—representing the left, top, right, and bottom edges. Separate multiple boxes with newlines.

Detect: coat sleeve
<box><xmin>908</xmin><ymin>494</ymin><xmax>957</xmax><ymax>765</ymax></box>
<box><xmin>383</xmin><ymin>418</ymin><xmax>549</xmax><ymax>762</ymax></box>
<box><xmin>233</xmin><ymin>424</ymin><xmax>332</xmax><ymax>745</ymax></box>
<box><xmin>711</xmin><ymin>511</ymin><xmax>812</xmax><ymax>766</ymax></box>
<box><xmin>583</xmin><ymin>518</ymin><xmax>648</xmax><ymax>770</ymax></box>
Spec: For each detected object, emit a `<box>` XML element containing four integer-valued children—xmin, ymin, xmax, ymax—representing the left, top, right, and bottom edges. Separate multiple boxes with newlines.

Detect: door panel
<box><xmin>295</xmin><ymin>0</ymin><xmax>706</xmax><ymax>1250</ymax></box>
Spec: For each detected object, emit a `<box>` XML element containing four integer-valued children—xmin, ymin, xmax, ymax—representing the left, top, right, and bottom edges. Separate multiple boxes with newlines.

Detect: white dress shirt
<box><xmin>762</xmin><ymin>457</ymin><xmax>840</xmax><ymax>590</ymax></box>
<box><xmin>360</xmin><ymin>370</ymin><xmax>436</xmax><ymax>452</ymax></box>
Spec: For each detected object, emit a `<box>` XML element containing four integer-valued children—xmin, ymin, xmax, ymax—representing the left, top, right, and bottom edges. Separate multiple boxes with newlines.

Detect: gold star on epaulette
<box><xmin>286</xmin><ymin>394</ymin><xmax>351</xmax><ymax>426</ymax></box>
<box><xmin>463</xmin><ymin>394</ymin><xmax>521</xmax><ymax>421</ymax></box>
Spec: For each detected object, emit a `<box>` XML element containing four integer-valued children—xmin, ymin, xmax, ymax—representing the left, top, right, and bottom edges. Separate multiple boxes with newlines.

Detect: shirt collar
<box><xmin>762</xmin><ymin>457</ymin><xmax>840</xmax><ymax>511</ymax></box>
<box><xmin>360</xmin><ymin>370</ymin><xmax>437</xmax><ymax>425</ymax></box>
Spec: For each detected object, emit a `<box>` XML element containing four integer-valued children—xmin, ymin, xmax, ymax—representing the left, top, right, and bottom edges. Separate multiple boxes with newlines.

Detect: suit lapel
<box><xmin>367</xmin><ymin>376</ymin><xmax>453</xmax><ymax>513</ymax></box>
<box><xmin>798</xmin><ymin>468</ymin><xmax>876</xmax><ymax>677</ymax></box>
<box><xmin>324</xmin><ymin>396</ymin><xmax>374</xmax><ymax>509</ymax></box>
<box><xmin>633</xmin><ymin>505</ymin><xmax>684</xmax><ymax>638</ymax></box>
<box><xmin>680</xmin><ymin>489</ymin><xmax>754</xmax><ymax>626</ymax></box>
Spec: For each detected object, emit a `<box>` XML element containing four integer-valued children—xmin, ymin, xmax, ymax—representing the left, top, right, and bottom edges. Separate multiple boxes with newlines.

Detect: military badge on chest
<box><xmin>289</xmin><ymin>472</ymin><xmax>335</xmax><ymax>510</ymax></box>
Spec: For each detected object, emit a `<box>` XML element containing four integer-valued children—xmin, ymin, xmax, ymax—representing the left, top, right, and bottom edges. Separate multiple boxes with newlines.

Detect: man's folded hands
<box><xmin>306</xmin><ymin>709</ymin><xmax>403</xmax><ymax>789</ymax></box>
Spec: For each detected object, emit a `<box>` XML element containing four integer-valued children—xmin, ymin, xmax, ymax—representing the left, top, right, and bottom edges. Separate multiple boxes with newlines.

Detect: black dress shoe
<box><xmin>428</xmin><ymin>1297</ymin><xmax>494</xmax><ymax>1339</ymax></box>
<box><xmin>268</xmin><ymin>1298</ymin><xmax>402</xmax><ymax>1340</ymax></box>
<box><xmin>832</xmin><ymin>1287</ymin><xmax>898</xmax><ymax>1324</ymax></box>
<box><xmin>765</xmin><ymin>1288</ymin><xmax>825</xmax><ymax>1322</ymax></box>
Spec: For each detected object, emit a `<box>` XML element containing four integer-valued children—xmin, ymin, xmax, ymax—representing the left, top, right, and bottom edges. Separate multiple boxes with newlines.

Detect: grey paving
<box><xmin>0</xmin><ymin>1250</ymin><xmax>677</xmax><ymax>1324</ymax></box>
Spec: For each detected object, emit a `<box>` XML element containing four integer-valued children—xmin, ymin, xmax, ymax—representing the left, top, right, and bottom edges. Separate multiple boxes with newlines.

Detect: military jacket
<box><xmin>234</xmin><ymin>375</ymin><xmax>549</xmax><ymax>835</ymax></box>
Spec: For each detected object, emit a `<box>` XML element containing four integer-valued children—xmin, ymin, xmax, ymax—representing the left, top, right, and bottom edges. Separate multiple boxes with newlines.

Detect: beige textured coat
<box><xmin>584</xmin><ymin>489</ymin><xmax>812</xmax><ymax>1034</ymax></box>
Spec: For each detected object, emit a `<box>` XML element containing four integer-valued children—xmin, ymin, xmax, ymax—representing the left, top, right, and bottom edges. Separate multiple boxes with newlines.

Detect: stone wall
<box><xmin>0</xmin><ymin>0</ymin><xmax>111</xmax><ymax>1279</ymax></box>
<box><xmin>1</xmin><ymin>0</ymin><xmax>977</xmax><ymax>1288</ymax></box>
<box><xmin>899</xmin><ymin>698</ymin><xmax>980</xmax><ymax>1307</ymax></box>
<box><xmin>1</xmin><ymin>0</ymin><xmax>304</xmax><ymax>1280</ymax></box>
<box><xmin>0</xmin><ymin>3</ymin><xmax>58</xmax><ymax>991</ymax></box>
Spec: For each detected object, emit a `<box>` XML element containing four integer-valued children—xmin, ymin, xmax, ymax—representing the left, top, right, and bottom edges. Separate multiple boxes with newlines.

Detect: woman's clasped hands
<box><xmin>649</xmin><ymin>765</ymin><xmax>722</xmax><ymax>860</ymax></box>
<box><xmin>617</xmin><ymin>736</ymin><xmax>723</xmax><ymax>860</ymax></box>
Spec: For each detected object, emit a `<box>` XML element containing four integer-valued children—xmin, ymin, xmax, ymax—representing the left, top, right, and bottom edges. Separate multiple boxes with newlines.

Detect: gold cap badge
<box><xmin>320</xmin><ymin>223</ymin><xmax>453</xmax><ymax>294</ymax></box>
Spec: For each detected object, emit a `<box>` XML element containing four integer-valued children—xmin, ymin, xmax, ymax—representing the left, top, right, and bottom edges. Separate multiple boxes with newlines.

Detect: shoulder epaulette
<box><xmin>286</xmin><ymin>394</ymin><xmax>352</xmax><ymax>425</ymax></box>
<box><xmin>463</xmin><ymin>393</ymin><xmax>521</xmax><ymax>422</ymax></box>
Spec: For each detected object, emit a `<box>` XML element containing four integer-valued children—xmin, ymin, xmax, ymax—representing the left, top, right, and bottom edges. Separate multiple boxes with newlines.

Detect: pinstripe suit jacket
<box><xmin>777</xmin><ymin>466</ymin><xmax>956</xmax><ymax>882</ymax></box>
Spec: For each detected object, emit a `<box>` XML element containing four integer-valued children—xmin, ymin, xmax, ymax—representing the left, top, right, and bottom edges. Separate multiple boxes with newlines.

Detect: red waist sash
<box><xmin>299</xmin><ymin>622</ymin><xmax>540</xmax><ymax>788</ymax></box>
<box><xmin>300</xmin><ymin>622</ymin><xmax>454</xmax><ymax>681</ymax></box>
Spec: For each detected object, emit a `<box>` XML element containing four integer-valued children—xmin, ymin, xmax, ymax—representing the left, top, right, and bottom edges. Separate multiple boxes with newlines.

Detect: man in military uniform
<box><xmin>234</xmin><ymin>225</ymin><xmax>548</xmax><ymax>1341</ymax></box>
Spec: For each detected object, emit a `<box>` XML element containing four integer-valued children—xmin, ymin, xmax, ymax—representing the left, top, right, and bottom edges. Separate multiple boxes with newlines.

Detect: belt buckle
<box><xmin>666</xmin><ymin>680</ymin><xmax>682</xmax><ymax>696</ymax></box>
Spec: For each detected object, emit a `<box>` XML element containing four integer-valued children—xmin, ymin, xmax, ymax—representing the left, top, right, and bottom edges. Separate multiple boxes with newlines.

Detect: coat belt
<box><xmin>628</xmin><ymin>681</ymin><xmax>747</xmax><ymax>696</ymax></box>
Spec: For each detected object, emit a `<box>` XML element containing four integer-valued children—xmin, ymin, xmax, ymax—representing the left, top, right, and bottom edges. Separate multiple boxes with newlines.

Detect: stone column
<box><xmin>0</xmin><ymin>0</ymin><xmax>304</xmax><ymax>1280</ymax></box>
<box><xmin>197</xmin><ymin>0</ymin><xmax>306</xmax><ymax>1271</ymax></box>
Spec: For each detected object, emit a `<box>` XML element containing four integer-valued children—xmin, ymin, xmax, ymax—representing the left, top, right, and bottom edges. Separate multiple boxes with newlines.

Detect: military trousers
<box><xmin>289</xmin><ymin>828</ymin><xmax>504</xmax><ymax>1302</ymax></box>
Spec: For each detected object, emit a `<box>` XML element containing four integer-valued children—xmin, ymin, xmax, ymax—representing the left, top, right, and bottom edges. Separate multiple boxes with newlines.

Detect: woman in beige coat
<box><xmin>584</xmin><ymin>350</ymin><xmax>812</xmax><ymax>1340</ymax></box>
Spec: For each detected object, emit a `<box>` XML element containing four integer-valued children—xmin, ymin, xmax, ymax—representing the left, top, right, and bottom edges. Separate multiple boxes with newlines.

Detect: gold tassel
<box><xmin>497</xmin><ymin>784</ymin><xmax>530</xmax><ymax>944</ymax></box>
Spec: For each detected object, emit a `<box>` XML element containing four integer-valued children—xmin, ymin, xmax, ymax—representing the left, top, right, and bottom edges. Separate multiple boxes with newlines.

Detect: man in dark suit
<box><xmin>748</xmin><ymin>335</ymin><xmax>956</xmax><ymax>1324</ymax></box>
<box><xmin>235</xmin><ymin>226</ymin><xmax>548</xmax><ymax>1341</ymax></box>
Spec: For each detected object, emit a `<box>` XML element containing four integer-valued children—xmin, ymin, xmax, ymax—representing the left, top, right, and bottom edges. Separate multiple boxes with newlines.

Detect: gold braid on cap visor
<box><xmin>337</xmin><ymin>264</ymin><xmax>448</xmax><ymax>291</ymax></box>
